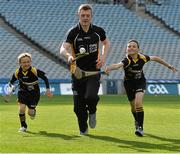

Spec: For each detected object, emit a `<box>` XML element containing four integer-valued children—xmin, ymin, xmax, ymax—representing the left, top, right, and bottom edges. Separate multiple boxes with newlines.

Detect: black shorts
<box><xmin>124</xmin><ymin>78</ymin><xmax>146</xmax><ymax>101</ymax></box>
<box><xmin>18</xmin><ymin>90</ymin><xmax>40</xmax><ymax>109</ymax></box>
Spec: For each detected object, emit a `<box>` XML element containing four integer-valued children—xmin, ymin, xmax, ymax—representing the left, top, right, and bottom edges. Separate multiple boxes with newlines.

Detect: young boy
<box><xmin>8</xmin><ymin>52</ymin><xmax>53</xmax><ymax>132</ymax></box>
<box><xmin>105</xmin><ymin>39</ymin><xmax>177</xmax><ymax>136</ymax></box>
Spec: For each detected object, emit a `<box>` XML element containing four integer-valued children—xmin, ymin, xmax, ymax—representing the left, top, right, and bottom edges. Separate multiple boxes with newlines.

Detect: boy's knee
<box><xmin>28</xmin><ymin>109</ymin><xmax>35</xmax><ymax>116</ymax></box>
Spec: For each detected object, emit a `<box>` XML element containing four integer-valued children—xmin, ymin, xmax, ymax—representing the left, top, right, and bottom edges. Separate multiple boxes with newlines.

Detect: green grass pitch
<box><xmin>0</xmin><ymin>95</ymin><xmax>180</xmax><ymax>153</ymax></box>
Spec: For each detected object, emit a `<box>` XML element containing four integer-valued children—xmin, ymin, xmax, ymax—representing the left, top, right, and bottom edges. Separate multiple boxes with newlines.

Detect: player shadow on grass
<box><xmin>26</xmin><ymin>131</ymin><xmax>80</xmax><ymax>140</ymax></box>
<box><xmin>86</xmin><ymin>134</ymin><xmax>180</xmax><ymax>152</ymax></box>
<box><xmin>146</xmin><ymin>133</ymin><xmax>180</xmax><ymax>148</ymax></box>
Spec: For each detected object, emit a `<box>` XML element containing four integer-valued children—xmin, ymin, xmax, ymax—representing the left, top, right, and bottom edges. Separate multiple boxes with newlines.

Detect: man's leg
<box><xmin>72</xmin><ymin>80</ymin><xmax>88</xmax><ymax>134</ymax></box>
<box><xmin>85</xmin><ymin>76</ymin><xmax>100</xmax><ymax>128</ymax></box>
<box><xmin>73</xmin><ymin>96</ymin><xmax>88</xmax><ymax>134</ymax></box>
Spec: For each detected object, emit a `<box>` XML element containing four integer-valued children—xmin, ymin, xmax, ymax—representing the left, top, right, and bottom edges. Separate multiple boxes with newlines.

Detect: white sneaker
<box><xmin>80</xmin><ymin>129</ymin><xmax>88</xmax><ymax>135</ymax></box>
<box><xmin>89</xmin><ymin>113</ymin><xmax>96</xmax><ymax>128</ymax></box>
<box><xmin>18</xmin><ymin>127</ymin><xmax>27</xmax><ymax>132</ymax></box>
<box><xmin>135</xmin><ymin>126</ymin><xmax>144</xmax><ymax>137</ymax></box>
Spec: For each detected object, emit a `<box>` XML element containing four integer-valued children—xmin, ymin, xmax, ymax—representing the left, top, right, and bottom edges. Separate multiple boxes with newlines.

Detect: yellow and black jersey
<box><xmin>121</xmin><ymin>53</ymin><xmax>150</xmax><ymax>80</ymax></box>
<box><xmin>65</xmin><ymin>23</ymin><xmax>106</xmax><ymax>71</ymax></box>
<box><xmin>9</xmin><ymin>66</ymin><xmax>50</xmax><ymax>91</ymax></box>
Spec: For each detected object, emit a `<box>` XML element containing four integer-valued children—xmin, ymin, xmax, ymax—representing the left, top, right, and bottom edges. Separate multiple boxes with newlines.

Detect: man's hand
<box><xmin>96</xmin><ymin>56</ymin><xmax>106</xmax><ymax>69</ymax></box>
<box><xmin>68</xmin><ymin>55</ymin><xmax>74</xmax><ymax>64</ymax></box>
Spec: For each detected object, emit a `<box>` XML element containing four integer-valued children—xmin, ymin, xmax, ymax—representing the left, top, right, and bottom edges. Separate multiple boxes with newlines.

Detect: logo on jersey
<box><xmin>84</xmin><ymin>37</ymin><xmax>90</xmax><ymax>39</ymax></box>
<box><xmin>89</xmin><ymin>44</ymin><xmax>97</xmax><ymax>53</ymax></box>
<box><xmin>77</xmin><ymin>38</ymin><xmax>83</xmax><ymax>41</ymax></box>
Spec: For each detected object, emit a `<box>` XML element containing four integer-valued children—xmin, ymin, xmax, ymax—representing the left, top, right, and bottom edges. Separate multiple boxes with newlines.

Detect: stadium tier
<box><xmin>145</xmin><ymin>0</ymin><xmax>180</xmax><ymax>34</ymax></box>
<box><xmin>0</xmin><ymin>27</ymin><xmax>70</xmax><ymax>79</ymax></box>
<box><xmin>0</xmin><ymin>0</ymin><xmax>179</xmax><ymax>79</ymax></box>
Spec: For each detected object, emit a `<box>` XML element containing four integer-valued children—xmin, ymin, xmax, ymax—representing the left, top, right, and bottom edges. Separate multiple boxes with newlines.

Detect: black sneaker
<box><xmin>80</xmin><ymin>129</ymin><xmax>88</xmax><ymax>135</ymax></box>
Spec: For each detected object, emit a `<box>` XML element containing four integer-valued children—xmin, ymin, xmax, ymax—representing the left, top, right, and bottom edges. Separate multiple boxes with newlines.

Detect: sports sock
<box><xmin>136</xmin><ymin>107</ymin><xmax>144</xmax><ymax>129</ymax></box>
<box><xmin>132</xmin><ymin>111</ymin><xmax>137</xmax><ymax>121</ymax></box>
<box><xmin>19</xmin><ymin>113</ymin><xmax>27</xmax><ymax>128</ymax></box>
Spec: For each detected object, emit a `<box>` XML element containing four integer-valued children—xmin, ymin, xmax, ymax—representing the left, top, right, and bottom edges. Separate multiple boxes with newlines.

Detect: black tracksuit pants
<box><xmin>72</xmin><ymin>74</ymin><xmax>100</xmax><ymax>132</ymax></box>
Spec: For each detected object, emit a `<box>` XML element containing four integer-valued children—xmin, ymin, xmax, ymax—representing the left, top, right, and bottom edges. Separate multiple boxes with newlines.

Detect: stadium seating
<box><xmin>0</xmin><ymin>0</ymin><xmax>86</xmax><ymax>56</ymax></box>
<box><xmin>0</xmin><ymin>27</ymin><xmax>70</xmax><ymax>79</ymax></box>
<box><xmin>0</xmin><ymin>0</ymin><xmax>179</xmax><ymax>79</ymax></box>
<box><xmin>145</xmin><ymin>0</ymin><xmax>180</xmax><ymax>34</ymax></box>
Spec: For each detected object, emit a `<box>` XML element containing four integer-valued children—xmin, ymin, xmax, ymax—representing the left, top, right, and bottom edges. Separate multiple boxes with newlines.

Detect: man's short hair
<box><xmin>78</xmin><ymin>4</ymin><xmax>93</xmax><ymax>14</ymax></box>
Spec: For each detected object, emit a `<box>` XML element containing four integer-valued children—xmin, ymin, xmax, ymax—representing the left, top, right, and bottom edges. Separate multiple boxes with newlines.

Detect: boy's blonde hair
<box><xmin>17</xmin><ymin>52</ymin><xmax>32</xmax><ymax>63</ymax></box>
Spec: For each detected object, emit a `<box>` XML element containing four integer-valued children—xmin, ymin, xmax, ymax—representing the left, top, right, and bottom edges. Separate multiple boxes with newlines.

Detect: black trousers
<box><xmin>72</xmin><ymin>74</ymin><xmax>100</xmax><ymax>132</ymax></box>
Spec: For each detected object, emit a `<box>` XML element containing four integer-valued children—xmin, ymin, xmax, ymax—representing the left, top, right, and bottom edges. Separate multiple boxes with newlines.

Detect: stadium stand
<box><xmin>0</xmin><ymin>27</ymin><xmax>70</xmax><ymax>79</ymax></box>
<box><xmin>145</xmin><ymin>0</ymin><xmax>180</xmax><ymax>34</ymax></box>
<box><xmin>0</xmin><ymin>0</ymin><xmax>179</xmax><ymax>80</ymax></box>
<box><xmin>0</xmin><ymin>0</ymin><xmax>86</xmax><ymax>57</ymax></box>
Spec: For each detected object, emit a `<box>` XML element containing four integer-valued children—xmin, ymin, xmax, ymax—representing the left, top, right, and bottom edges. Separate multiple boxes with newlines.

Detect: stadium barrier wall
<box><xmin>0</xmin><ymin>78</ymin><xmax>103</xmax><ymax>95</ymax></box>
<box><xmin>107</xmin><ymin>79</ymin><xmax>180</xmax><ymax>95</ymax></box>
<box><xmin>0</xmin><ymin>78</ymin><xmax>180</xmax><ymax>95</ymax></box>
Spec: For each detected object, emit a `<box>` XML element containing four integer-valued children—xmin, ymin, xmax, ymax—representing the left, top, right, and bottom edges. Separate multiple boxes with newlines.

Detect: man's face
<box><xmin>78</xmin><ymin>9</ymin><xmax>92</xmax><ymax>27</ymax></box>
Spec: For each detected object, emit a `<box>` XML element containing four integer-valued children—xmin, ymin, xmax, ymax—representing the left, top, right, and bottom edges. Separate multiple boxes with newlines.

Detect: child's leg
<box><xmin>134</xmin><ymin>92</ymin><xmax>144</xmax><ymax>129</ymax></box>
<box><xmin>130</xmin><ymin>100</ymin><xmax>139</xmax><ymax>129</ymax></box>
<box><xmin>27</xmin><ymin>91</ymin><xmax>40</xmax><ymax>119</ymax></box>
<box><xmin>28</xmin><ymin>108</ymin><xmax>36</xmax><ymax>119</ymax></box>
<box><xmin>19</xmin><ymin>103</ymin><xmax>27</xmax><ymax>129</ymax></box>
<box><xmin>130</xmin><ymin>100</ymin><xmax>137</xmax><ymax>121</ymax></box>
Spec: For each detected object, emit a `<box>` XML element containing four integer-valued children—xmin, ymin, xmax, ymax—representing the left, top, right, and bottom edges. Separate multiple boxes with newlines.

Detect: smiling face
<box><xmin>126</xmin><ymin>41</ymin><xmax>139</xmax><ymax>55</ymax></box>
<box><xmin>19</xmin><ymin>56</ymin><xmax>32</xmax><ymax>70</ymax></box>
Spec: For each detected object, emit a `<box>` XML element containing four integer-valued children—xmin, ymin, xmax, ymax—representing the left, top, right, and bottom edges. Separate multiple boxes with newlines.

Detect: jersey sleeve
<box><xmin>144</xmin><ymin>54</ymin><xmax>150</xmax><ymax>62</ymax></box>
<box><xmin>65</xmin><ymin>28</ymin><xmax>75</xmax><ymax>44</ymax></box>
<box><xmin>139</xmin><ymin>53</ymin><xmax>150</xmax><ymax>63</ymax></box>
<box><xmin>37</xmin><ymin>69</ymin><xmax>50</xmax><ymax>89</ymax></box>
<box><xmin>121</xmin><ymin>58</ymin><xmax>130</xmax><ymax>68</ymax></box>
<box><xmin>98</xmin><ymin>28</ymin><xmax>106</xmax><ymax>41</ymax></box>
<box><xmin>9</xmin><ymin>74</ymin><xmax>17</xmax><ymax>85</ymax></box>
